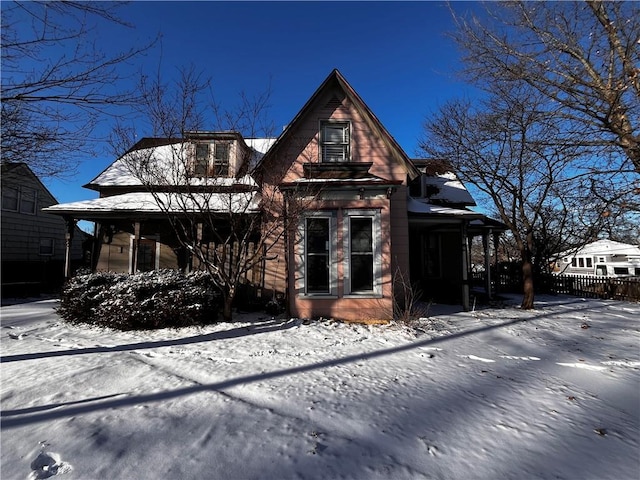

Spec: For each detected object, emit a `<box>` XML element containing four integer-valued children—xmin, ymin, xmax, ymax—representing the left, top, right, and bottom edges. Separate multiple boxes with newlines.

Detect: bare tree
<box><xmin>422</xmin><ymin>87</ymin><xmax>610</xmax><ymax>309</ymax></box>
<box><xmin>110</xmin><ymin>67</ymin><xmax>314</xmax><ymax>321</ymax></box>
<box><xmin>1</xmin><ymin>1</ymin><xmax>152</xmax><ymax>178</ymax></box>
<box><xmin>452</xmin><ymin>1</ymin><xmax>640</xmax><ymax>172</ymax></box>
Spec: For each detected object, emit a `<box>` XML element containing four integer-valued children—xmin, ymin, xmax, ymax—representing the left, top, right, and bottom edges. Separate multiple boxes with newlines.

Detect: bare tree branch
<box><xmin>1</xmin><ymin>1</ymin><xmax>154</xmax><ymax>178</ymax></box>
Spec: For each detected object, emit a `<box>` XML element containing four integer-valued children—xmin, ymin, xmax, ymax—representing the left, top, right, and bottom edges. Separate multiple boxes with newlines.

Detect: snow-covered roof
<box><xmin>407</xmin><ymin>197</ymin><xmax>483</xmax><ymax>218</ymax></box>
<box><xmin>560</xmin><ymin>239</ymin><xmax>640</xmax><ymax>258</ymax></box>
<box><xmin>43</xmin><ymin>191</ymin><xmax>261</xmax><ymax>218</ymax></box>
<box><xmin>245</xmin><ymin>138</ymin><xmax>277</xmax><ymax>154</ymax></box>
<box><xmin>422</xmin><ymin>171</ymin><xmax>475</xmax><ymax>206</ymax></box>
<box><xmin>87</xmin><ymin>141</ymin><xmax>265</xmax><ymax>190</ymax></box>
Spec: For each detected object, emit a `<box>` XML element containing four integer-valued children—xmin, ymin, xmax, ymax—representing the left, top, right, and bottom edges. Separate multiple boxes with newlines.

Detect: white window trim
<box><xmin>298</xmin><ymin>212</ymin><xmax>338</xmax><ymax>298</ymax></box>
<box><xmin>343</xmin><ymin>209</ymin><xmax>382</xmax><ymax>297</ymax></box>
<box><xmin>319</xmin><ymin>120</ymin><xmax>351</xmax><ymax>163</ymax></box>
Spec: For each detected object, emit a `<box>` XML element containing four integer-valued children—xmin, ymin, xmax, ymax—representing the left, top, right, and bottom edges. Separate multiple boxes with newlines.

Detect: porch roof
<box><xmin>408</xmin><ymin>197</ymin><xmax>507</xmax><ymax>231</ymax></box>
<box><xmin>42</xmin><ymin>191</ymin><xmax>261</xmax><ymax>221</ymax></box>
<box><xmin>407</xmin><ymin>197</ymin><xmax>483</xmax><ymax>218</ymax></box>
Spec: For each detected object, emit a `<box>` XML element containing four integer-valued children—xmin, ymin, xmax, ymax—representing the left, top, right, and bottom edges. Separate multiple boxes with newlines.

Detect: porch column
<box><xmin>63</xmin><ymin>216</ymin><xmax>76</xmax><ymax>279</ymax></box>
<box><xmin>131</xmin><ymin>221</ymin><xmax>141</xmax><ymax>274</ymax></box>
<box><xmin>461</xmin><ymin>221</ymin><xmax>470</xmax><ymax>311</ymax></box>
<box><xmin>493</xmin><ymin>231</ymin><xmax>501</xmax><ymax>297</ymax></box>
<box><xmin>483</xmin><ymin>229</ymin><xmax>493</xmax><ymax>300</ymax></box>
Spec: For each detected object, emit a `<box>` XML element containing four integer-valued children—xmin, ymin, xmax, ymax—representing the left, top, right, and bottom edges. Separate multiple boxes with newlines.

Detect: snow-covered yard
<box><xmin>1</xmin><ymin>295</ymin><xmax>638</xmax><ymax>480</ymax></box>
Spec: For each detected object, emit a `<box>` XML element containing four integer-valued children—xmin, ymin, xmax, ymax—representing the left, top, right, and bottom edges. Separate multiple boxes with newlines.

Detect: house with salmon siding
<box><xmin>45</xmin><ymin>70</ymin><xmax>505</xmax><ymax>320</ymax></box>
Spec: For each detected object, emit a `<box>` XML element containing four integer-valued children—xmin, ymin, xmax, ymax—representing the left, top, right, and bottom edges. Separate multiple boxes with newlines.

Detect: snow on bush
<box><xmin>58</xmin><ymin>270</ymin><xmax>221</xmax><ymax>330</ymax></box>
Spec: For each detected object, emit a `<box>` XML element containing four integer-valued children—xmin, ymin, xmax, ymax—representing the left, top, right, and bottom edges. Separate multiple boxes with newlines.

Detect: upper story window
<box><xmin>192</xmin><ymin>142</ymin><xmax>231</xmax><ymax>177</ymax></box>
<box><xmin>320</xmin><ymin>121</ymin><xmax>350</xmax><ymax>162</ymax></box>
<box><xmin>2</xmin><ymin>186</ymin><xmax>19</xmax><ymax>211</ymax></box>
<box><xmin>213</xmin><ymin>143</ymin><xmax>230</xmax><ymax>176</ymax></box>
<box><xmin>194</xmin><ymin>144</ymin><xmax>210</xmax><ymax>176</ymax></box>
<box><xmin>2</xmin><ymin>186</ymin><xmax>37</xmax><ymax>214</ymax></box>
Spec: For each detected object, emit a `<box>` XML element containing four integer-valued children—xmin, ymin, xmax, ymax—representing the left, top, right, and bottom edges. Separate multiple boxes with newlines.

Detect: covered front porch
<box><xmin>407</xmin><ymin>198</ymin><xmax>506</xmax><ymax>310</ymax></box>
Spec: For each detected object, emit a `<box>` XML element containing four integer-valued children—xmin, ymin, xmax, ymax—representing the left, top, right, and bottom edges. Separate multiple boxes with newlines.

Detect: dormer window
<box><xmin>213</xmin><ymin>143</ymin><xmax>230</xmax><ymax>176</ymax></box>
<box><xmin>192</xmin><ymin>142</ymin><xmax>231</xmax><ymax>177</ymax></box>
<box><xmin>320</xmin><ymin>121</ymin><xmax>350</xmax><ymax>162</ymax></box>
<box><xmin>194</xmin><ymin>144</ymin><xmax>210</xmax><ymax>176</ymax></box>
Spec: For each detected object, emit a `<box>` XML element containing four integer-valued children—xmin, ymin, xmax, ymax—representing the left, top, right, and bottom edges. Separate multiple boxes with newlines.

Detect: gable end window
<box><xmin>1</xmin><ymin>186</ymin><xmax>37</xmax><ymax>214</ymax></box>
<box><xmin>320</xmin><ymin>121</ymin><xmax>350</xmax><ymax>162</ymax></box>
<box><xmin>2</xmin><ymin>186</ymin><xmax>19</xmax><ymax>211</ymax></box>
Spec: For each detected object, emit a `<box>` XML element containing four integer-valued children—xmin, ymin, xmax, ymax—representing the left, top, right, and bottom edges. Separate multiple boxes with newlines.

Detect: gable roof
<box><xmin>0</xmin><ymin>162</ymin><xmax>58</xmax><ymax>205</ymax></box>
<box><xmin>254</xmin><ymin>69</ymin><xmax>420</xmax><ymax>180</ymax></box>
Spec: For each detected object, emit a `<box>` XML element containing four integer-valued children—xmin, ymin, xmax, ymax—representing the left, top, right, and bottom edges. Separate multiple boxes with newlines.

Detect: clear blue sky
<box><xmin>39</xmin><ymin>1</ymin><xmax>482</xmax><ymax>217</ymax></box>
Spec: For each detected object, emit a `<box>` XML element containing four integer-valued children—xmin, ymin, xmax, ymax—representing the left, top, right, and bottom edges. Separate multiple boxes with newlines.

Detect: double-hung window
<box><xmin>20</xmin><ymin>187</ymin><xmax>37</xmax><ymax>214</ymax></box>
<box><xmin>194</xmin><ymin>143</ymin><xmax>210</xmax><ymax>176</ymax></box>
<box><xmin>214</xmin><ymin>143</ymin><xmax>230</xmax><ymax>176</ymax></box>
<box><xmin>305</xmin><ymin>217</ymin><xmax>332</xmax><ymax>294</ymax></box>
<box><xmin>2</xmin><ymin>186</ymin><xmax>19</xmax><ymax>211</ymax></box>
<box><xmin>320</xmin><ymin>121</ymin><xmax>350</xmax><ymax>162</ymax></box>
<box><xmin>2</xmin><ymin>186</ymin><xmax>38</xmax><ymax>214</ymax></box>
<box><xmin>344</xmin><ymin>210</ymin><xmax>381</xmax><ymax>296</ymax></box>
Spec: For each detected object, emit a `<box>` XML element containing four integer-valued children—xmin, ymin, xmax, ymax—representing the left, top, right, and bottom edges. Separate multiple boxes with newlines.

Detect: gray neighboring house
<box><xmin>1</xmin><ymin>163</ymin><xmax>87</xmax><ymax>298</ymax></box>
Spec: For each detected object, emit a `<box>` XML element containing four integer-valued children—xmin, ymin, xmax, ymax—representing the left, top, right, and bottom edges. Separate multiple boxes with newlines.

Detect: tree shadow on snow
<box><xmin>0</xmin><ymin>318</ymin><xmax>297</xmax><ymax>364</ymax></box>
<box><xmin>0</xmin><ymin>300</ymin><xmax>618</xmax><ymax>430</ymax></box>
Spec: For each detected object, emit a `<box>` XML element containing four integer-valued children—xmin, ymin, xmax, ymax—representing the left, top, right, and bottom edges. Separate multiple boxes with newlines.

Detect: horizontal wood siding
<box><xmin>281</xmin><ymin>87</ymin><xmax>406</xmax><ymax>184</ymax></box>
<box><xmin>1</xmin><ymin>167</ymin><xmax>83</xmax><ymax>264</ymax></box>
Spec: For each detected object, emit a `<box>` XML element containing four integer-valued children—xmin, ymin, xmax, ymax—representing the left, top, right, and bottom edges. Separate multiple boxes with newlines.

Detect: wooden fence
<box><xmin>478</xmin><ymin>269</ymin><xmax>640</xmax><ymax>302</ymax></box>
<box><xmin>541</xmin><ymin>274</ymin><xmax>640</xmax><ymax>302</ymax></box>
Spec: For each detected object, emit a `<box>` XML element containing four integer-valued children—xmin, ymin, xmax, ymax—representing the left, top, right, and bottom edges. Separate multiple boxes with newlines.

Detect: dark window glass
<box><xmin>20</xmin><ymin>188</ymin><xmax>37</xmax><ymax>214</ymax></box>
<box><xmin>2</xmin><ymin>186</ymin><xmax>19</xmax><ymax>211</ymax></box>
<box><xmin>137</xmin><ymin>240</ymin><xmax>156</xmax><ymax>272</ymax></box>
<box><xmin>425</xmin><ymin>233</ymin><xmax>441</xmax><ymax>277</ymax></box>
<box><xmin>409</xmin><ymin>176</ymin><xmax>422</xmax><ymax>197</ymax></box>
<box><xmin>194</xmin><ymin>144</ymin><xmax>209</xmax><ymax>176</ymax></box>
<box><xmin>214</xmin><ymin>143</ymin><xmax>230</xmax><ymax>176</ymax></box>
<box><xmin>350</xmin><ymin>217</ymin><xmax>373</xmax><ymax>292</ymax></box>
<box><xmin>306</xmin><ymin>218</ymin><xmax>329</xmax><ymax>293</ymax></box>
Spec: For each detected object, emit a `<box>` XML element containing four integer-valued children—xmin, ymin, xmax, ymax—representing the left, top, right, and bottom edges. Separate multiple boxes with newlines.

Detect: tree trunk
<box><xmin>222</xmin><ymin>295</ymin><xmax>233</xmax><ymax>322</ymax></box>
<box><xmin>221</xmin><ymin>284</ymin><xmax>236</xmax><ymax>322</ymax></box>
<box><xmin>520</xmin><ymin>247</ymin><xmax>535</xmax><ymax>310</ymax></box>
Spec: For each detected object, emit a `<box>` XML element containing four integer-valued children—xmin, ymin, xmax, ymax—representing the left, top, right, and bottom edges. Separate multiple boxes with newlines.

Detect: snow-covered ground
<box><xmin>1</xmin><ymin>295</ymin><xmax>638</xmax><ymax>480</ymax></box>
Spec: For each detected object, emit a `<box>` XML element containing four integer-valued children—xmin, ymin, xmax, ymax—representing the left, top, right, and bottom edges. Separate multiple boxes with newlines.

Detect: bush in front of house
<box><xmin>58</xmin><ymin>270</ymin><xmax>221</xmax><ymax>330</ymax></box>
